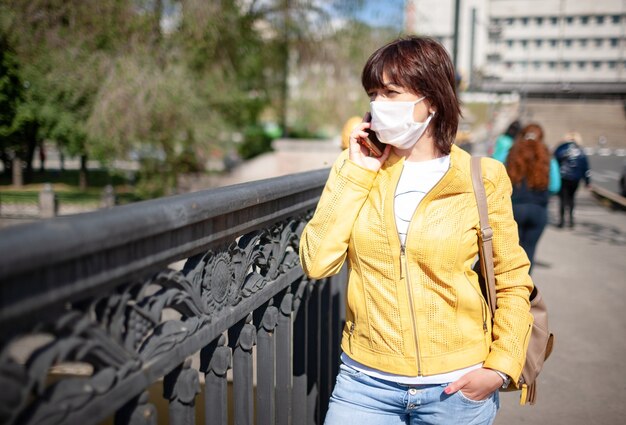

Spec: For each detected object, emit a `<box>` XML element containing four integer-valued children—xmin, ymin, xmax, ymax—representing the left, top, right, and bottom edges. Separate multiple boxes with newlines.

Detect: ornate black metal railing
<box><xmin>0</xmin><ymin>169</ymin><xmax>346</xmax><ymax>425</ymax></box>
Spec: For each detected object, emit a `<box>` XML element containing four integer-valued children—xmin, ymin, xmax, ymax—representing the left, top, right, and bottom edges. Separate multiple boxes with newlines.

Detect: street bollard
<box><xmin>101</xmin><ymin>184</ymin><xmax>116</xmax><ymax>209</ymax></box>
<box><xmin>39</xmin><ymin>183</ymin><xmax>58</xmax><ymax>218</ymax></box>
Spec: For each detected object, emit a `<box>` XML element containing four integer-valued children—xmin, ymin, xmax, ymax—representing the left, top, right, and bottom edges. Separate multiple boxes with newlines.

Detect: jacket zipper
<box><xmin>394</xmin><ymin>160</ymin><xmax>424</xmax><ymax>376</ymax></box>
<box><xmin>401</xmin><ymin>244</ymin><xmax>422</xmax><ymax>376</ymax></box>
<box><xmin>348</xmin><ymin>322</ymin><xmax>355</xmax><ymax>352</ymax></box>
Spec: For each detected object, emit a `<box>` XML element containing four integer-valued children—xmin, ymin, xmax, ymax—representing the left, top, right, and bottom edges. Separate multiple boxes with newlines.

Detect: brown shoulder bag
<box><xmin>470</xmin><ymin>156</ymin><xmax>555</xmax><ymax>405</ymax></box>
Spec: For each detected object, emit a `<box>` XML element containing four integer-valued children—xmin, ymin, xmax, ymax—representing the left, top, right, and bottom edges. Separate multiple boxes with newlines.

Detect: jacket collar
<box><xmin>384</xmin><ymin>144</ymin><xmax>474</xmax><ymax>204</ymax></box>
<box><xmin>386</xmin><ymin>144</ymin><xmax>467</xmax><ymax>167</ymax></box>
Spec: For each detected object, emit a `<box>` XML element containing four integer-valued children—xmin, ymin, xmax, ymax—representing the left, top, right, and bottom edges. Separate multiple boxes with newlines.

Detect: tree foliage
<box><xmin>1</xmin><ymin>0</ymin><xmax>403</xmax><ymax>194</ymax></box>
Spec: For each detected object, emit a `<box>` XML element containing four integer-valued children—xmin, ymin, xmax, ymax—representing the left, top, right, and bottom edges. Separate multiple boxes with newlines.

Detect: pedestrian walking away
<box><xmin>299</xmin><ymin>36</ymin><xmax>534</xmax><ymax>425</ymax></box>
<box><xmin>505</xmin><ymin>123</ymin><xmax>561</xmax><ymax>272</ymax></box>
<box><xmin>554</xmin><ymin>132</ymin><xmax>591</xmax><ymax>228</ymax></box>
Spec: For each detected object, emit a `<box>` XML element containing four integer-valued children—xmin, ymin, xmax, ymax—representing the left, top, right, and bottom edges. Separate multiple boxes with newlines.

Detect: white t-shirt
<box><xmin>395</xmin><ymin>155</ymin><xmax>450</xmax><ymax>247</ymax></box>
<box><xmin>342</xmin><ymin>154</ymin><xmax>482</xmax><ymax>384</ymax></box>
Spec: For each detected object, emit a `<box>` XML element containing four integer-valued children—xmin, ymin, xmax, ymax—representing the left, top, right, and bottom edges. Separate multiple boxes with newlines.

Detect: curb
<box><xmin>589</xmin><ymin>184</ymin><xmax>626</xmax><ymax>211</ymax></box>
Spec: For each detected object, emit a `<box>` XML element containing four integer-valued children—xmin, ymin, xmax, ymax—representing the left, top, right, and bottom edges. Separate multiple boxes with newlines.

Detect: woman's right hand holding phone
<box><xmin>349</xmin><ymin>122</ymin><xmax>391</xmax><ymax>171</ymax></box>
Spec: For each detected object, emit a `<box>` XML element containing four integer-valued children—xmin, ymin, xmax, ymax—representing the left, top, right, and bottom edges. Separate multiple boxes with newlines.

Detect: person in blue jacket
<box><xmin>505</xmin><ymin>123</ymin><xmax>561</xmax><ymax>272</ymax></box>
<box><xmin>492</xmin><ymin>120</ymin><xmax>521</xmax><ymax>163</ymax></box>
<box><xmin>554</xmin><ymin>132</ymin><xmax>591</xmax><ymax>228</ymax></box>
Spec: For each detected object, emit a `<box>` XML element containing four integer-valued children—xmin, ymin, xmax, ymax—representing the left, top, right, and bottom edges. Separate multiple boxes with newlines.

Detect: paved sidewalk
<box><xmin>495</xmin><ymin>188</ymin><xmax>626</xmax><ymax>424</ymax></box>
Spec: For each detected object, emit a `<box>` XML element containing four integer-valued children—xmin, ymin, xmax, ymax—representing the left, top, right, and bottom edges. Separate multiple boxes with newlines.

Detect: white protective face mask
<box><xmin>370</xmin><ymin>97</ymin><xmax>435</xmax><ymax>150</ymax></box>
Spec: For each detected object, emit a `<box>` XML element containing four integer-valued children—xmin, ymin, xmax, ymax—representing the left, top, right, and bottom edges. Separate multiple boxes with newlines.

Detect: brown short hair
<box><xmin>361</xmin><ymin>36</ymin><xmax>461</xmax><ymax>155</ymax></box>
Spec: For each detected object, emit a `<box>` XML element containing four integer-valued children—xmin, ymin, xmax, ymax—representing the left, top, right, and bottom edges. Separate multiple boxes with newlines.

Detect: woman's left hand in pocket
<box><xmin>443</xmin><ymin>368</ymin><xmax>504</xmax><ymax>401</ymax></box>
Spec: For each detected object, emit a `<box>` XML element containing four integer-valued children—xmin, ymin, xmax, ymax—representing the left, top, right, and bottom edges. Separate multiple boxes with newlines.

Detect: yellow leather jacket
<box><xmin>299</xmin><ymin>145</ymin><xmax>534</xmax><ymax>384</ymax></box>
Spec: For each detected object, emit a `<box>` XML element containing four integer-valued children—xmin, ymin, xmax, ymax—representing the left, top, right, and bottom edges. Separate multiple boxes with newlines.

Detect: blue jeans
<box><xmin>324</xmin><ymin>364</ymin><xmax>499</xmax><ymax>425</ymax></box>
<box><xmin>512</xmin><ymin>203</ymin><xmax>548</xmax><ymax>271</ymax></box>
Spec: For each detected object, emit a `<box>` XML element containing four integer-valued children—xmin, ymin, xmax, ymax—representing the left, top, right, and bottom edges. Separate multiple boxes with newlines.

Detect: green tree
<box><xmin>2</xmin><ymin>0</ymin><xmax>146</xmax><ymax>187</ymax></box>
<box><xmin>0</xmin><ymin>24</ymin><xmax>23</xmax><ymax>174</ymax></box>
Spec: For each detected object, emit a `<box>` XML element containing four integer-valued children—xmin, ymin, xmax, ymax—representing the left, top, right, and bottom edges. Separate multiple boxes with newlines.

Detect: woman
<box><xmin>299</xmin><ymin>36</ymin><xmax>533</xmax><ymax>424</ymax></box>
<box><xmin>492</xmin><ymin>120</ymin><xmax>521</xmax><ymax>164</ymax></box>
<box><xmin>506</xmin><ymin>124</ymin><xmax>561</xmax><ymax>270</ymax></box>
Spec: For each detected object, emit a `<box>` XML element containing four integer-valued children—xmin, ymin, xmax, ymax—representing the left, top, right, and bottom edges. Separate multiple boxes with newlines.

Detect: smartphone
<box><xmin>358</xmin><ymin>112</ymin><xmax>386</xmax><ymax>157</ymax></box>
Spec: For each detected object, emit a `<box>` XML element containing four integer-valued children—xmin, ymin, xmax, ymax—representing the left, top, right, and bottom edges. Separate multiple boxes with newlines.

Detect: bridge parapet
<box><xmin>0</xmin><ymin>168</ymin><xmax>343</xmax><ymax>425</ymax></box>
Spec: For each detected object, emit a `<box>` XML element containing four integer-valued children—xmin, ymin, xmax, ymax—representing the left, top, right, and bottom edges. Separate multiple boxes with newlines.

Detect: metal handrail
<box><xmin>0</xmin><ymin>168</ymin><xmax>329</xmax><ymax>338</ymax></box>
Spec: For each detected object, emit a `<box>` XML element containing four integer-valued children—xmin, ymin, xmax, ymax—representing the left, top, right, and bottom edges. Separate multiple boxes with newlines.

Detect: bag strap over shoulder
<box><xmin>470</xmin><ymin>156</ymin><xmax>497</xmax><ymax>316</ymax></box>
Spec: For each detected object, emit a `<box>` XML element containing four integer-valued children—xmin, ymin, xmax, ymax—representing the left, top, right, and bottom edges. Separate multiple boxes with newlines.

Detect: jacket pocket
<box><xmin>463</xmin><ymin>273</ymin><xmax>489</xmax><ymax>335</ymax></box>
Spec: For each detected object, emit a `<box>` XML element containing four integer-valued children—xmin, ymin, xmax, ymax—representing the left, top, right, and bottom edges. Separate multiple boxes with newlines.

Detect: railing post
<box><xmin>292</xmin><ymin>279</ymin><xmax>308</xmax><ymax>422</ymax></box>
<box><xmin>229</xmin><ymin>313</ymin><xmax>256</xmax><ymax>425</ymax></box>
<box><xmin>114</xmin><ymin>391</ymin><xmax>157</xmax><ymax>425</ymax></box>
<box><xmin>163</xmin><ymin>358</ymin><xmax>200</xmax><ymax>425</ymax></box>
<box><xmin>319</xmin><ymin>279</ymin><xmax>331</xmax><ymax>420</ymax></box>
<box><xmin>330</xmin><ymin>269</ymin><xmax>346</xmax><ymax>391</ymax></box>
<box><xmin>306</xmin><ymin>281</ymin><xmax>320</xmax><ymax>425</ymax></box>
<box><xmin>255</xmin><ymin>302</ymin><xmax>278</xmax><ymax>425</ymax></box>
<box><xmin>200</xmin><ymin>334</ymin><xmax>231</xmax><ymax>425</ymax></box>
<box><xmin>276</xmin><ymin>290</ymin><xmax>293</xmax><ymax>425</ymax></box>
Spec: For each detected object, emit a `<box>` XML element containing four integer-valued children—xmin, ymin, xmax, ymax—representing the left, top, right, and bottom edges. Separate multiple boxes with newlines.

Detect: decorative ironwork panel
<box><xmin>0</xmin><ymin>169</ymin><xmax>351</xmax><ymax>425</ymax></box>
<box><xmin>0</xmin><ymin>215</ymin><xmax>311</xmax><ymax>425</ymax></box>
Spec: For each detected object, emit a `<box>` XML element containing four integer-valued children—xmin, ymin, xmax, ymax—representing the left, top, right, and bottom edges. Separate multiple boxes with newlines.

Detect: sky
<box><xmin>352</xmin><ymin>0</ymin><xmax>406</xmax><ymax>29</ymax></box>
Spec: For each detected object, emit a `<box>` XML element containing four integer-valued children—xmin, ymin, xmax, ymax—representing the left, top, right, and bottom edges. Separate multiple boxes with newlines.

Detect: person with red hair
<box><xmin>506</xmin><ymin>123</ymin><xmax>561</xmax><ymax>270</ymax></box>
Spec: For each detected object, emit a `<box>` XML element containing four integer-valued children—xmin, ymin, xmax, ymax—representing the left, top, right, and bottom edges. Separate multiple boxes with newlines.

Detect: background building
<box><xmin>485</xmin><ymin>0</ymin><xmax>626</xmax><ymax>96</ymax></box>
<box><xmin>406</xmin><ymin>0</ymin><xmax>488</xmax><ymax>88</ymax></box>
<box><xmin>406</xmin><ymin>0</ymin><xmax>626</xmax><ymax>96</ymax></box>
<box><xmin>405</xmin><ymin>0</ymin><xmax>626</xmax><ymax>149</ymax></box>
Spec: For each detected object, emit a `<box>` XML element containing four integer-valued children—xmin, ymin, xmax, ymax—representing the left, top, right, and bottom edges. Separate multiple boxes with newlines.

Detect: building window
<box><xmin>562</xmin><ymin>61</ymin><xmax>571</xmax><ymax>69</ymax></box>
<box><xmin>595</xmin><ymin>39</ymin><xmax>603</xmax><ymax>47</ymax></box>
<box><xmin>580</xmin><ymin>39</ymin><xmax>588</xmax><ymax>47</ymax></box>
<box><xmin>564</xmin><ymin>39</ymin><xmax>573</xmax><ymax>48</ymax></box>
<box><xmin>535</xmin><ymin>39</ymin><xmax>543</xmax><ymax>47</ymax></box>
<box><xmin>610</xmin><ymin>38</ymin><xmax>619</xmax><ymax>47</ymax></box>
<box><xmin>505</xmin><ymin>62</ymin><xmax>513</xmax><ymax>69</ymax></box>
<box><xmin>492</xmin><ymin>18</ymin><xmax>500</xmax><ymax>25</ymax></box>
<box><xmin>596</xmin><ymin>16</ymin><xmax>605</xmax><ymax>25</ymax></box>
<box><xmin>580</xmin><ymin>16</ymin><xmax>589</xmax><ymax>25</ymax></box>
<box><xmin>506</xmin><ymin>18</ymin><xmax>514</xmax><ymax>25</ymax></box>
<box><xmin>507</xmin><ymin>40</ymin><xmax>514</xmax><ymax>47</ymax></box>
<box><xmin>550</xmin><ymin>39</ymin><xmax>558</xmax><ymax>47</ymax></box>
<box><xmin>566</xmin><ymin>16</ymin><xmax>574</xmax><ymax>25</ymax></box>
<box><xmin>612</xmin><ymin>15</ymin><xmax>621</xmax><ymax>24</ymax></box>
<box><xmin>522</xmin><ymin>17</ymin><xmax>529</xmax><ymax>26</ymax></box>
<box><xmin>521</xmin><ymin>40</ymin><xmax>528</xmax><ymax>47</ymax></box>
<box><xmin>577</xmin><ymin>61</ymin><xmax>586</xmax><ymax>69</ymax></box>
<box><xmin>550</xmin><ymin>17</ymin><xmax>558</xmax><ymax>25</ymax></box>
<box><xmin>608</xmin><ymin>61</ymin><xmax>617</xmax><ymax>69</ymax></box>
<box><xmin>533</xmin><ymin>61</ymin><xmax>541</xmax><ymax>69</ymax></box>
<box><xmin>593</xmin><ymin>61</ymin><xmax>601</xmax><ymax>69</ymax></box>
<box><xmin>536</xmin><ymin>17</ymin><xmax>543</xmax><ymax>25</ymax></box>
<box><xmin>548</xmin><ymin>61</ymin><xmax>556</xmax><ymax>69</ymax></box>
